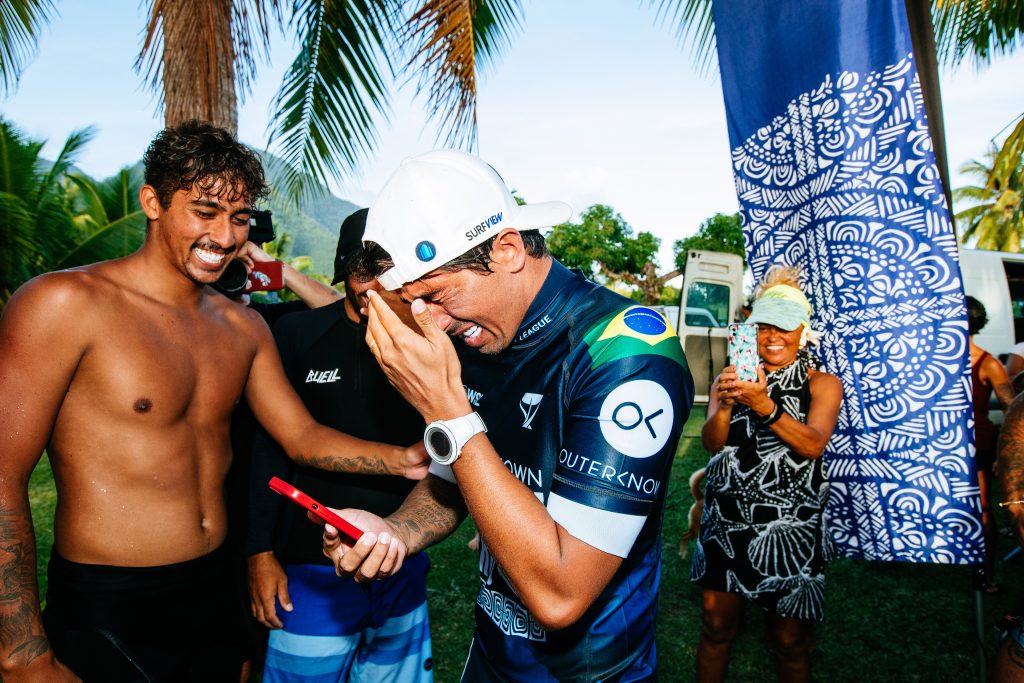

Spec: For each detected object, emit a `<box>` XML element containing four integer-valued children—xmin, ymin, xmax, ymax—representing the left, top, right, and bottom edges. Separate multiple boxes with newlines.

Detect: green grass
<box><xmin>28</xmin><ymin>415</ymin><xmax>1020</xmax><ymax>681</ymax></box>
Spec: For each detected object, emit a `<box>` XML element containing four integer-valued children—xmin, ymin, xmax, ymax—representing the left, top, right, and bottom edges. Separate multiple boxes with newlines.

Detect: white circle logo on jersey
<box><xmin>599</xmin><ymin>380</ymin><xmax>674</xmax><ymax>458</ymax></box>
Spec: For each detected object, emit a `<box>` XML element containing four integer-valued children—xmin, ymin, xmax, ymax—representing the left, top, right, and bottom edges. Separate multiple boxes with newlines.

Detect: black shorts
<box><xmin>43</xmin><ymin>544</ymin><xmax>250</xmax><ymax>683</ymax></box>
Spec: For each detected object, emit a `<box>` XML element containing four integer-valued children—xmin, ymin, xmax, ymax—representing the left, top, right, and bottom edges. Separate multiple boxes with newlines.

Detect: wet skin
<box><xmin>15</xmin><ymin>183</ymin><xmax>257</xmax><ymax>566</ymax></box>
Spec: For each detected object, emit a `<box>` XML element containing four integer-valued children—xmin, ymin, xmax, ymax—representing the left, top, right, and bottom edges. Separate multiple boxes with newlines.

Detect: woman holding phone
<box><xmin>690</xmin><ymin>266</ymin><xmax>842</xmax><ymax>683</ymax></box>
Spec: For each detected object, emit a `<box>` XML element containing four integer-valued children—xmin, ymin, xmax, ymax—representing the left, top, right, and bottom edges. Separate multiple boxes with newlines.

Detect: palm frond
<box><xmin>991</xmin><ymin>116</ymin><xmax>1024</xmax><ymax>191</ymax></box>
<box><xmin>0</xmin><ymin>0</ymin><xmax>56</xmax><ymax>97</ymax></box>
<box><xmin>230</xmin><ymin>0</ymin><xmax>283</xmax><ymax>101</ymax></box>
<box><xmin>0</xmin><ymin>191</ymin><xmax>37</xmax><ymax>298</ymax></box>
<box><xmin>96</xmin><ymin>165</ymin><xmax>144</xmax><ymax>221</ymax></box>
<box><xmin>933</xmin><ymin>0</ymin><xmax>1024</xmax><ymax>68</ymax></box>
<box><xmin>65</xmin><ymin>172</ymin><xmax>110</xmax><ymax>234</ymax></box>
<box><xmin>401</xmin><ymin>0</ymin><xmax>524</xmax><ymax>151</ymax></box>
<box><xmin>646</xmin><ymin>0</ymin><xmax>716</xmax><ymax>75</ymax></box>
<box><xmin>953</xmin><ymin>185</ymin><xmax>996</xmax><ymax>204</ymax></box>
<box><xmin>33</xmin><ymin>125</ymin><xmax>95</xmax><ymax>210</ymax></box>
<box><xmin>266</xmin><ymin>0</ymin><xmax>400</xmax><ymax>201</ymax></box>
<box><xmin>470</xmin><ymin>0</ymin><xmax>522</xmax><ymax>70</ymax></box>
<box><xmin>0</xmin><ymin>116</ymin><xmax>44</xmax><ymax>198</ymax></box>
<box><xmin>56</xmin><ymin>211</ymin><xmax>148</xmax><ymax>270</ymax></box>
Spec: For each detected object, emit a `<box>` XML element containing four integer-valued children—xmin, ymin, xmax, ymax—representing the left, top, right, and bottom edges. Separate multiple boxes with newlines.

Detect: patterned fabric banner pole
<box><xmin>712</xmin><ymin>0</ymin><xmax>982</xmax><ymax>563</ymax></box>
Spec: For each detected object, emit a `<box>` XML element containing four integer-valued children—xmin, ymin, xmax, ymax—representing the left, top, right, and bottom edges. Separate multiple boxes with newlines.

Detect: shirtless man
<box><xmin>0</xmin><ymin>121</ymin><xmax>425</xmax><ymax>682</ymax></box>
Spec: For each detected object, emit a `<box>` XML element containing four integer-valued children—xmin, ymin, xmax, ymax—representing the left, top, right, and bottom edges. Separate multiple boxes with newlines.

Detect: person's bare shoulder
<box><xmin>0</xmin><ymin>268</ymin><xmax>123</xmax><ymax>391</ymax></box>
<box><xmin>212</xmin><ymin>293</ymin><xmax>273</xmax><ymax>334</ymax></box>
<box><xmin>807</xmin><ymin>368</ymin><xmax>843</xmax><ymax>404</ymax></box>
<box><xmin>981</xmin><ymin>352</ymin><xmax>1011</xmax><ymax>383</ymax></box>
<box><xmin>808</xmin><ymin>368</ymin><xmax>842</xmax><ymax>391</ymax></box>
<box><xmin>2</xmin><ymin>267</ymin><xmax>114</xmax><ymax>335</ymax></box>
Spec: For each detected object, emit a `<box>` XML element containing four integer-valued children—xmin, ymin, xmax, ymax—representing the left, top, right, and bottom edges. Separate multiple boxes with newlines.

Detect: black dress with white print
<box><xmin>690</xmin><ymin>352</ymin><xmax>831</xmax><ymax>621</ymax></box>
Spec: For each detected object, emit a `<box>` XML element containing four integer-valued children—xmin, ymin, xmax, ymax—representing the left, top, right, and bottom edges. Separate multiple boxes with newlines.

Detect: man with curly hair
<box><xmin>0</xmin><ymin>121</ymin><xmax>427</xmax><ymax>682</ymax></box>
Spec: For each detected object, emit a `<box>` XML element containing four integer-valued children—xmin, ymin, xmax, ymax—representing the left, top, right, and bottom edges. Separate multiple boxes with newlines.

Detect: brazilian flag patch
<box><xmin>583</xmin><ymin>306</ymin><xmax>685</xmax><ymax>368</ymax></box>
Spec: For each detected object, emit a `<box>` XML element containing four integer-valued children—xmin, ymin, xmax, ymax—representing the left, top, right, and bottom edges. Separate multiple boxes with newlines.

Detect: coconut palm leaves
<box><xmin>402</xmin><ymin>0</ymin><xmax>524</xmax><ymax>150</ymax></box>
<box><xmin>955</xmin><ymin>121</ymin><xmax>1024</xmax><ymax>251</ymax></box>
<box><xmin>0</xmin><ymin>0</ymin><xmax>56</xmax><ymax>96</ymax></box>
<box><xmin>60</xmin><ymin>167</ymin><xmax>147</xmax><ymax>269</ymax></box>
<box><xmin>267</xmin><ymin>0</ymin><xmax>400</xmax><ymax>201</ymax></box>
<box><xmin>0</xmin><ymin>119</ymin><xmax>145</xmax><ymax>308</ymax></box>
<box><xmin>648</xmin><ymin>0</ymin><xmax>715</xmax><ymax>74</ymax></box>
<box><xmin>933</xmin><ymin>0</ymin><xmax>1024</xmax><ymax>67</ymax></box>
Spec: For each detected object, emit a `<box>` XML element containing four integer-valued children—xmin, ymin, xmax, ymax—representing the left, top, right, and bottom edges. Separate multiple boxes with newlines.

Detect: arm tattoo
<box><xmin>389</xmin><ymin>478</ymin><xmax>467</xmax><ymax>553</ymax></box>
<box><xmin>0</xmin><ymin>504</ymin><xmax>50</xmax><ymax>667</ymax></box>
<box><xmin>291</xmin><ymin>452</ymin><xmax>388</xmax><ymax>475</ymax></box>
<box><xmin>1008</xmin><ymin>638</ymin><xmax>1024</xmax><ymax>670</ymax></box>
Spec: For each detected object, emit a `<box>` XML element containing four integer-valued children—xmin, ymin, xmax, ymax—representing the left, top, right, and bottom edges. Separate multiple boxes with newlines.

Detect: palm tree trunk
<box><xmin>160</xmin><ymin>0</ymin><xmax>238</xmax><ymax>134</ymax></box>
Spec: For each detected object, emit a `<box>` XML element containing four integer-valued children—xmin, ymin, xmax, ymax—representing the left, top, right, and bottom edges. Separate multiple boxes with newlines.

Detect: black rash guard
<box><xmin>246</xmin><ymin>300</ymin><xmax>423</xmax><ymax>565</ymax></box>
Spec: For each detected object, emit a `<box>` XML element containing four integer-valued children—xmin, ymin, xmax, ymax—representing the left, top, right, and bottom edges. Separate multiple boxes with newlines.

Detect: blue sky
<box><xmin>4</xmin><ymin>1</ymin><xmax>1022</xmax><ymax>270</ymax></box>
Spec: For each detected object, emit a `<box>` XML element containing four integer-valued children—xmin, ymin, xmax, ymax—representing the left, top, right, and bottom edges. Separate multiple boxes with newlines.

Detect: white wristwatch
<box><xmin>424</xmin><ymin>412</ymin><xmax>488</xmax><ymax>466</ymax></box>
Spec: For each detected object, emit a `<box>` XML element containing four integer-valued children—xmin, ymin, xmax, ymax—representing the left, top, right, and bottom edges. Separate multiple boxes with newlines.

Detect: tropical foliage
<box><xmin>260</xmin><ymin>229</ymin><xmax>334</xmax><ymax>302</ymax></box>
<box><xmin>955</xmin><ymin>118</ymin><xmax>1024</xmax><ymax>251</ymax></box>
<box><xmin>0</xmin><ymin>0</ymin><xmax>55</xmax><ymax>96</ymax></box>
<box><xmin>672</xmin><ymin>211</ymin><xmax>744</xmax><ymax>270</ymax></box>
<box><xmin>545</xmin><ymin>204</ymin><xmax>671</xmax><ymax>305</ymax></box>
<box><xmin>933</xmin><ymin>0</ymin><xmax>1024</xmax><ymax>67</ymax></box>
<box><xmin>1</xmin><ymin>0</ymin><xmax>1020</xmax><ymax>214</ymax></box>
<box><xmin>0</xmin><ymin>118</ymin><xmax>145</xmax><ymax>309</ymax></box>
<box><xmin>135</xmin><ymin>0</ymin><xmax>525</xmax><ymax>201</ymax></box>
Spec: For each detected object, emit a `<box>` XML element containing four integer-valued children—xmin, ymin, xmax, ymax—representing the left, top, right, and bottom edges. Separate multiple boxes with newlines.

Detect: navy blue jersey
<box><xmin>431</xmin><ymin>262</ymin><xmax>694</xmax><ymax>681</ymax></box>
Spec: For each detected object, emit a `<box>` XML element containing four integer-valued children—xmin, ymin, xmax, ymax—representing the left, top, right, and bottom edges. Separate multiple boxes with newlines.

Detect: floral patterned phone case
<box><xmin>728</xmin><ymin>323</ymin><xmax>759</xmax><ymax>382</ymax></box>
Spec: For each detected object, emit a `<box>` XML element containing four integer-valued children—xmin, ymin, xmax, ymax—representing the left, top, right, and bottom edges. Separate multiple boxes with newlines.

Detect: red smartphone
<box><xmin>247</xmin><ymin>260</ymin><xmax>284</xmax><ymax>292</ymax></box>
<box><xmin>268</xmin><ymin>476</ymin><xmax>364</xmax><ymax>541</ymax></box>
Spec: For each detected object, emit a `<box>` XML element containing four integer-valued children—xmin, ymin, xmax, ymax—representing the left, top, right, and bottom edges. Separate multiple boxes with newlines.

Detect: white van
<box><xmin>671</xmin><ymin>247</ymin><xmax>1024</xmax><ymax>405</ymax></box>
<box><xmin>672</xmin><ymin>250</ymin><xmax>746</xmax><ymax>404</ymax></box>
<box><xmin>958</xmin><ymin>247</ymin><xmax>1024</xmax><ymax>360</ymax></box>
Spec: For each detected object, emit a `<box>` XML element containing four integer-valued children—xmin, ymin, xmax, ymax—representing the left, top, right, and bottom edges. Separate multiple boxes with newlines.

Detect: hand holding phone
<box><xmin>247</xmin><ymin>260</ymin><xmax>284</xmax><ymax>292</ymax></box>
<box><xmin>268</xmin><ymin>477</ymin><xmax>364</xmax><ymax>541</ymax></box>
<box><xmin>728</xmin><ymin>323</ymin><xmax>759</xmax><ymax>383</ymax></box>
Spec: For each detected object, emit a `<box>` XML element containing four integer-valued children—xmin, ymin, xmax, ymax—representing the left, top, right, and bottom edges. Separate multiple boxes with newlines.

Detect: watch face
<box><xmin>428</xmin><ymin>428</ymin><xmax>453</xmax><ymax>458</ymax></box>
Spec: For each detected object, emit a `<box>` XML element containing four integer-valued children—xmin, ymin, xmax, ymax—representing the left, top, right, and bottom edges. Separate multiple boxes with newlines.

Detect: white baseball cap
<box><xmin>365</xmin><ymin>150</ymin><xmax>572</xmax><ymax>290</ymax></box>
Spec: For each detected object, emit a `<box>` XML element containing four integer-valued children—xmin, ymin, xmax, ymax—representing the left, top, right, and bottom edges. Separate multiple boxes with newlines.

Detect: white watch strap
<box><xmin>449</xmin><ymin>411</ymin><xmax>487</xmax><ymax>448</ymax></box>
<box><xmin>425</xmin><ymin>411</ymin><xmax>488</xmax><ymax>466</ymax></box>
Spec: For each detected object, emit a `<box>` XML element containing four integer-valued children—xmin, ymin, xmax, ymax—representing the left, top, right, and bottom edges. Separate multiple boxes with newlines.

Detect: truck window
<box><xmin>684</xmin><ymin>281</ymin><xmax>731</xmax><ymax>327</ymax></box>
<box><xmin>1006</xmin><ymin>261</ymin><xmax>1024</xmax><ymax>343</ymax></box>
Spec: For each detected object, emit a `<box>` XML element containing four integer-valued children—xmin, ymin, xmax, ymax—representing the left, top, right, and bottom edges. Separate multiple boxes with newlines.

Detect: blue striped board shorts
<box><xmin>262</xmin><ymin>552</ymin><xmax>432</xmax><ymax>683</ymax></box>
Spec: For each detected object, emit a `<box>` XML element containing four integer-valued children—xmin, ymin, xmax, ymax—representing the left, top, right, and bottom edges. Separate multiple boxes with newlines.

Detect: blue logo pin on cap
<box><xmin>415</xmin><ymin>241</ymin><xmax>437</xmax><ymax>262</ymax></box>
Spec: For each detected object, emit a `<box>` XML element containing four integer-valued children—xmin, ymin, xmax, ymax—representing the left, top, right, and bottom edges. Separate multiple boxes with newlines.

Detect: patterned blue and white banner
<box><xmin>713</xmin><ymin>0</ymin><xmax>981</xmax><ymax>563</ymax></box>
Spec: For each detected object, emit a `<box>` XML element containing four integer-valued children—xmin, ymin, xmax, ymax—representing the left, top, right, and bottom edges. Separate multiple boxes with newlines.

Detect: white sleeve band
<box><xmin>546</xmin><ymin>492</ymin><xmax>646</xmax><ymax>558</ymax></box>
<box><xmin>428</xmin><ymin>460</ymin><xmax>456</xmax><ymax>484</ymax></box>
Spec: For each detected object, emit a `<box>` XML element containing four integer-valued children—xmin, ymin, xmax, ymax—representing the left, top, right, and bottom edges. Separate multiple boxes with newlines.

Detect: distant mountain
<box><xmin>267</xmin><ymin>191</ymin><xmax>360</xmax><ymax>276</ymax></box>
<box><xmin>261</xmin><ymin>151</ymin><xmax>361</xmax><ymax>276</ymax></box>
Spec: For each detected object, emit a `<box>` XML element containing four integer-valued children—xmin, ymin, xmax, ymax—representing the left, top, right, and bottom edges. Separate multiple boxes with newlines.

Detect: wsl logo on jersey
<box><xmin>519</xmin><ymin>393</ymin><xmax>543</xmax><ymax>429</ymax></box>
